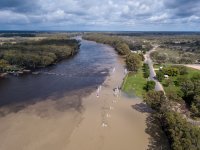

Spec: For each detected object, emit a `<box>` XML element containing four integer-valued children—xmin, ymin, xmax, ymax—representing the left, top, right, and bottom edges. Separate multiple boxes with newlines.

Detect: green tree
<box><xmin>125</xmin><ymin>53</ymin><xmax>142</xmax><ymax>72</ymax></box>
<box><xmin>156</xmin><ymin>71</ymin><xmax>164</xmax><ymax>82</ymax></box>
<box><xmin>180</xmin><ymin>79</ymin><xmax>194</xmax><ymax>98</ymax></box>
<box><xmin>143</xmin><ymin>63</ymin><xmax>150</xmax><ymax>78</ymax></box>
<box><xmin>143</xmin><ymin>91</ymin><xmax>166</xmax><ymax>111</ymax></box>
<box><xmin>115</xmin><ymin>42</ymin><xmax>130</xmax><ymax>55</ymax></box>
<box><xmin>145</xmin><ymin>80</ymin><xmax>156</xmax><ymax>91</ymax></box>
<box><xmin>162</xmin><ymin>67</ymin><xmax>179</xmax><ymax>76</ymax></box>
<box><xmin>0</xmin><ymin>59</ymin><xmax>9</xmax><ymax>72</ymax></box>
<box><xmin>163</xmin><ymin>112</ymin><xmax>200</xmax><ymax>150</ymax></box>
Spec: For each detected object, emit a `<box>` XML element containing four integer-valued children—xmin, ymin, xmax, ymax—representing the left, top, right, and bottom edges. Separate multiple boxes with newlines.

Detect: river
<box><xmin>0</xmin><ymin>39</ymin><xmax>117</xmax><ymax>109</ymax></box>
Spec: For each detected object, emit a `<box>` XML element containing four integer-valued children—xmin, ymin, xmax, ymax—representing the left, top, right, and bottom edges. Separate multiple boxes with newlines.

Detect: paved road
<box><xmin>144</xmin><ymin>45</ymin><xmax>164</xmax><ymax>92</ymax></box>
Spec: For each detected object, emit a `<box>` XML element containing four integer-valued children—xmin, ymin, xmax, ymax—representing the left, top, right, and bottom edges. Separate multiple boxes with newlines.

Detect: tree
<box><xmin>173</xmin><ymin>65</ymin><xmax>188</xmax><ymax>75</ymax></box>
<box><xmin>162</xmin><ymin>67</ymin><xmax>179</xmax><ymax>76</ymax></box>
<box><xmin>191</xmin><ymin>95</ymin><xmax>200</xmax><ymax>117</ymax></box>
<box><xmin>0</xmin><ymin>38</ymin><xmax>80</xmax><ymax>71</ymax></box>
<box><xmin>166</xmin><ymin>89</ymin><xmax>183</xmax><ymax>102</ymax></box>
<box><xmin>156</xmin><ymin>71</ymin><xmax>164</xmax><ymax>82</ymax></box>
<box><xmin>143</xmin><ymin>91</ymin><xmax>166</xmax><ymax>111</ymax></box>
<box><xmin>0</xmin><ymin>59</ymin><xmax>9</xmax><ymax>72</ymax></box>
<box><xmin>163</xmin><ymin>112</ymin><xmax>200</xmax><ymax>150</ymax></box>
<box><xmin>180</xmin><ymin>79</ymin><xmax>194</xmax><ymax>99</ymax></box>
<box><xmin>145</xmin><ymin>81</ymin><xmax>156</xmax><ymax>91</ymax></box>
<box><xmin>115</xmin><ymin>42</ymin><xmax>130</xmax><ymax>55</ymax></box>
<box><xmin>125</xmin><ymin>53</ymin><xmax>142</xmax><ymax>72</ymax></box>
<box><xmin>143</xmin><ymin>63</ymin><xmax>150</xmax><ymax>78</ymax></box>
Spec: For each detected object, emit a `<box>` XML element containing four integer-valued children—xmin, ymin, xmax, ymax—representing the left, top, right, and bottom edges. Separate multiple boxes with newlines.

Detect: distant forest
<box><xmin>0</xmin><ymin>38</ymin><xmax>80</xmax><ymax>73</ymax></box>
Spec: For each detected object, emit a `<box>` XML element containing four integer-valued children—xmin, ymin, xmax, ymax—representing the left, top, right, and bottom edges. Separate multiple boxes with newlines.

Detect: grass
<box><xmin>185</xmin><ymin>67</ymin><xmax>200</xmax><ymax>78</ymax></box>
<box><xmin>122</xmin><ymin>69</ymin><xmax>147</xmax><ymax>97</ymax></box>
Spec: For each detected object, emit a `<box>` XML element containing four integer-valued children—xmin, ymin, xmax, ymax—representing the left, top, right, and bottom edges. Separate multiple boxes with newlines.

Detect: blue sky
<box><xmin>0</xmin><ymin>0</ymin><xmax>200</xmax><ymax>31</ymax></box>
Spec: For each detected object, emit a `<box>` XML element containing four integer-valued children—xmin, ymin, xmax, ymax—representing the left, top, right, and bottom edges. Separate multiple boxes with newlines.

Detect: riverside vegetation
<box><xmin>144</xmin><ymin>90</ymin><xmax>200</xmax><ymax>149</ymax></box>
<box><xmin>0</xmin><ymin>38</ymin><xmax>80</xmax><ymax>74</ymax></box>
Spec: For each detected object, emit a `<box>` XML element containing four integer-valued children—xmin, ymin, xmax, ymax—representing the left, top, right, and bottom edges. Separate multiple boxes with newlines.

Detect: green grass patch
<box><xmin>122</xmin><ymin>69</ymin><xmax>147</xmax><ymax>97</ymax></box>
<box><xmin>153</xmin><ymin>64</ymin><xmax>161</xmax><ymax>69</ymax></box>
<box><xmin>153</xmin><ymin>63</ymin><xmax>171</xmax><ymax>70</ymax></box>
<box><xmin>185</xmin><ymin>67</ymin><xmax>200</xmax><ymax>78</ymax></box>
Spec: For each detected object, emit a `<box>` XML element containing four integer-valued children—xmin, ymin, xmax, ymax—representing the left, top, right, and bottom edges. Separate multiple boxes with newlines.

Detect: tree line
<box><xmin>144</xmin><ymin>90</ymin><xmax>200</xmax><ymax>149</ymax></box>
<box><xmin>83</xmin><ymin>33</ymin><xmax>149</xmax><ymax>72</ymax></box>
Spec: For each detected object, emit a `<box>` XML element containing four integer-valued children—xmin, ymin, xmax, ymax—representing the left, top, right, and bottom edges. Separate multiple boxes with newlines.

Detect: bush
<box><xmin>173</xmin><ymin>65</ymin><xmax>188</xmax><ymax>75</ymax></box>
<box><xmin>166</xmin><ymin>90</ymin><xmax>183</xmax><ymax>102</ymax></box>
<box><xmin>143</xmin><ymin>63</ymin><xmax>150</xmax><ymax>78</ymax></box>
<box><xmin>162</xmin><ymin>67</ymin><xmax>179</xmax><ymax>76</ymax></box>
<box><xmin>0</xmin><ymin>59</ymin><xmax>10</xmax><ymax>72</ymax></box>
<box><xmin>145</xmin><ymin>80</ymin><xmax>156</xmax><ymax>91</ymax></box>
<box><xmin>156</xmin><ymin>71</ymin><xmax>164</xmax><ymax>82</ymax></box>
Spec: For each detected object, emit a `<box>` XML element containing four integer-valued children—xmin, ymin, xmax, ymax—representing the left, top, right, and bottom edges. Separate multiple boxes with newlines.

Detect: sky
<box><xmin>0</xmin><ymin>0</ymin><xmax>200</xmax><ymax>31</ymax></box>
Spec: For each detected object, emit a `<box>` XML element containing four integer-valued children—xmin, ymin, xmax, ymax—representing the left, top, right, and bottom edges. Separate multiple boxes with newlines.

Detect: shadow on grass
<box><xmin>132</xmin><ymin>103</ymin><xmax>170</xmax><ymax>150</ymax></box>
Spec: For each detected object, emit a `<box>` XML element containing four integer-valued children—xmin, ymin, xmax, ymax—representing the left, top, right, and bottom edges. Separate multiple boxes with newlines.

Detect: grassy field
<box><xmin>122</xmin><ymin>69</ymin><xmax>147</xmax><ymax>97</ymax></box>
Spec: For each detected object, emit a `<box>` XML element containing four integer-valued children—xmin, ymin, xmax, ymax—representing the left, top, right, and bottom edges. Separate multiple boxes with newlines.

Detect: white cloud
<box><xmin>0</xmin><ymin>10</ymin><xmax>29</xmax><ymax>24</ymax></box>
<box><xmin>0</xmin><ymin>0</ymin><xmax>200</xmax><ymax>30</ymax></box>
<box><xmin>149</xmin><ymin>13</ymin><xmax>169</xmax><ymax>22</ymax></box>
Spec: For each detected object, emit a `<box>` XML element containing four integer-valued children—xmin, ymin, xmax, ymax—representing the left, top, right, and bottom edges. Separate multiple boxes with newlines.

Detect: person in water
<box><xmin>112</xmin><ymin>67</ymin><xmax>115</xmax><ymax>73</ymax></box>
<box><xmin>96</xmin><ymin>86</ymin><xmax>100</xmax><ymax>98</ymax></box>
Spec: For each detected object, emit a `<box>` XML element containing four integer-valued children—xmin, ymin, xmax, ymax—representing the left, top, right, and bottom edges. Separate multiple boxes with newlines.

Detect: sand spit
<box><xmin>0</xmin><ymin>57</ymin><xmax>162</xmax><ymax>150</ymax></box>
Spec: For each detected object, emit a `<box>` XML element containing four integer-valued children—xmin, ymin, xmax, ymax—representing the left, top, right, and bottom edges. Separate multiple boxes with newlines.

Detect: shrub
<box><xmin>173</xmin><ymin>65</ymin><xmax>188</xmax><ymax>75</ymax></box>
<box><xmin>166</xmin><ymin>90</ymin><xmax>183</xmax><ymax>102</ymax></box>
<box><xmin>162</xmin><ymin>67</ymin><xmax>179</xmax><ymax>76</ymax></box>
<box><xmin>145</xmin><ymin>80</ymin><xmax>156</xmax><ymax>91</ymax></box>
<box><xmin>0</xmin><ymin>59</ymin><xmax>10</xmax><ymax>72</ymax></box>
<box><xmin>143</xmin><ymin>63</ymin><xmax>150</xmax><ymax>78</ymax></box>
<box><xmin>156</xmin><ymin>71</ymin><xmax>164</xmax><ymax>82</ymax></box>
